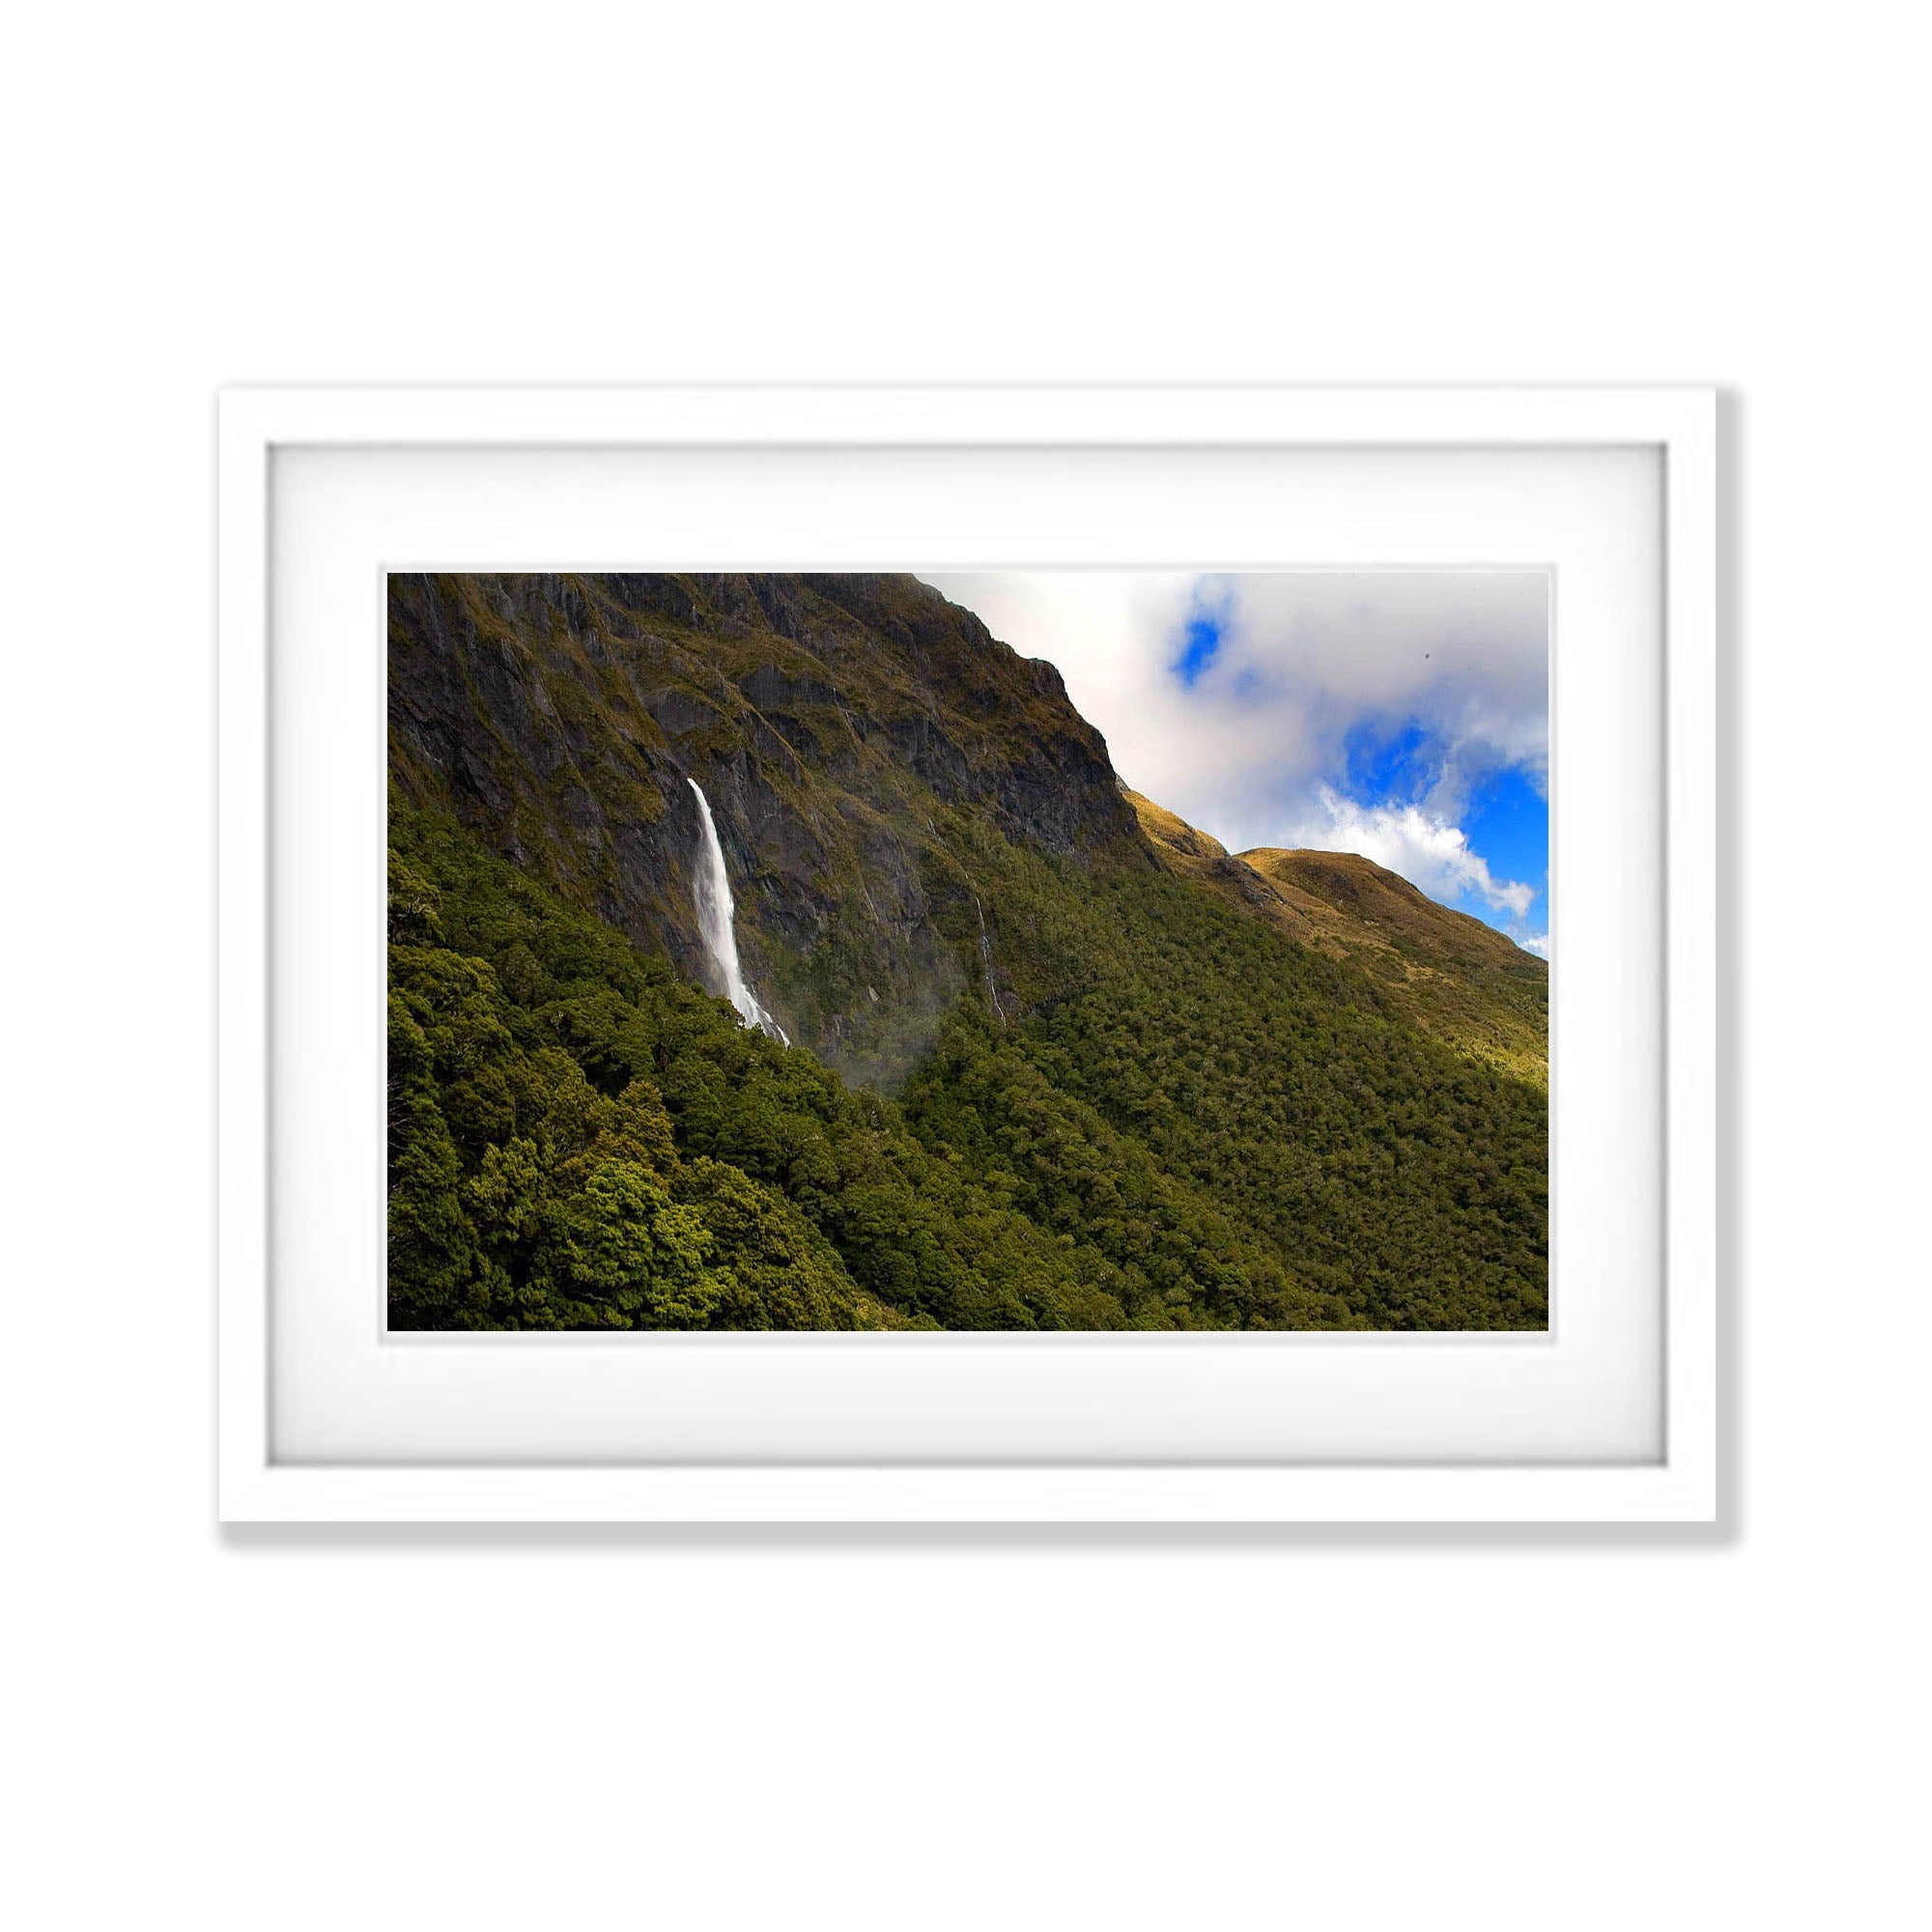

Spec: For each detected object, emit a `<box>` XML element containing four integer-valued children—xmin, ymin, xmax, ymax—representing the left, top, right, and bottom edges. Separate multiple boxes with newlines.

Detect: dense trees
<box><xmin>389</xmin><ymin>802</ymin><xmax>1156</xmax><ymax>1330</ymax></box>
<box><xmin>904</xmin><ymin>861</ymin><xmax>1548</xmax><ymax>1328</ymax></box>
<box><xmin>388</xmin><ymin>792</ymin><xmax>1547</xmax><ymax>1331</ymax></box>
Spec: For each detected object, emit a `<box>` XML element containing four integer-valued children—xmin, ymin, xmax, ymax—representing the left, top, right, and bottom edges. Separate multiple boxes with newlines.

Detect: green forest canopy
<box><xmin>389</xmin><ymin>792</ymin><xmax>1547</xmax><ymax>1331</ymax></box>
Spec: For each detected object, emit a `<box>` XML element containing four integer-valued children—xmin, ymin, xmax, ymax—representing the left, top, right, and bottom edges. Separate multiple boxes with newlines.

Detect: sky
<box><xmin>921</xmin><ymin>571</ymin><xmax>1550</xmax><ymax>957</ymax></box>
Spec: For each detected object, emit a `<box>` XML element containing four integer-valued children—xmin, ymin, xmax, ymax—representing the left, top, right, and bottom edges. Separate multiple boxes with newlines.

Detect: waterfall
<box><xmin>687</xmin><ymin>780</ymin><xmax>788</xmax><ymax>1045</ymax></box>
<box><xmin>975</xmin><ymin>895</ymin><xmax>1008</xmax><ymax>1025</ymax></box>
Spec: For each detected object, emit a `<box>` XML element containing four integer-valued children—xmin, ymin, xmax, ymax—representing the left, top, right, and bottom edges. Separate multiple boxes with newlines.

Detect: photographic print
<box><xmin>387</xmin><ymin>570</ymin><xmax>1548</xmax><ymax>1332</ymax></box>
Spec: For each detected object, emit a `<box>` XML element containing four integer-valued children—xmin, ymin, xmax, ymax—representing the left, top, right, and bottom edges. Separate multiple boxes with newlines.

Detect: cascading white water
<box><xmin>974</xmin><ymin>894</ymin><xmax>1008</xmax><ymax>1026</ymax></box>
<box><xmin>687</xmin><ymin>780</ymin><xmax>788</xmax><ymax>1045</ymax></box>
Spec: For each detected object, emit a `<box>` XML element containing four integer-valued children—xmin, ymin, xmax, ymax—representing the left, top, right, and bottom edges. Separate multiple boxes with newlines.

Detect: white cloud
<box><xmin>920</xmin><ymin>569</ymin><xmax>1548</xmax><ymax>928</ymax></box>
<box><xmin>1518</xmin><ymin>933</ymin><xmax>1551</xmax><ymax>960</ymax></box>
<box><xmin>1286</xmin><ymin>786</ymin><xmax>1537</xmax><ymax>920</ymax></box>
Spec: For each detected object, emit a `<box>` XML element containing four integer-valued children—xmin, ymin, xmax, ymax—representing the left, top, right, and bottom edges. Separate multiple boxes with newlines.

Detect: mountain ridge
<box><xmin>1122</xmin><ymin>786</ymin><xmax>1547</xmax><ymax>1085</ymax></box>
<box><xmin>389</xmin><ymin>570</ymin><xmax>1140</xmax><ymax>1084</ymax></box>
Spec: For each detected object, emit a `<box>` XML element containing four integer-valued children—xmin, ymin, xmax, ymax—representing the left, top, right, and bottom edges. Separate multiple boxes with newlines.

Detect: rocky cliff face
<box><xmin>388</xmin><ymin>572</ymin><xmax>1140</xmax><ymax>1083</ymax></box>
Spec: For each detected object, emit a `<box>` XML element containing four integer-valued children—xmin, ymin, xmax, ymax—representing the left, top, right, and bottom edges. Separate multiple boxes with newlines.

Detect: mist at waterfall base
<box><xmin>686</xmin><ymin>780</ymin><xmax>789</xmax><ymax>1046</ymax></box>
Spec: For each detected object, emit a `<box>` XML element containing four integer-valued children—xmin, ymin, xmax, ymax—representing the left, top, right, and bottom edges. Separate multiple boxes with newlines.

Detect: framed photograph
<box><xmin>218</xmin><ymin>385</ymin><xmax>1716</xmax><ymax>1522</ymax></box>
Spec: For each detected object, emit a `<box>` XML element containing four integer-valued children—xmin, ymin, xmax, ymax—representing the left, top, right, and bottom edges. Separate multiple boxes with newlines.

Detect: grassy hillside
<box><xmin>1125</xmin><ymin>789</ymin><xmax>1548</xmax><ymax>1086</ymax></box>
<box><xmin>388</xmin><ymin>573</ymin><xmax>1548</xmax><ymax>1330</ymax></box>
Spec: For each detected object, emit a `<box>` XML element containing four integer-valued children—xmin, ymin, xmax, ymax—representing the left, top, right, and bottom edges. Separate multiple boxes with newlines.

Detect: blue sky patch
<box><xmin>1172</xmin><ymin>611</ymin><xmax>1223</xmax><ymax>686</ymax></box>
<box><xmin>1460</xmin><ymin>765</ymin><xmax>1548</xmax><ymax>934</ymax></box>
<box><xmin>1342</xmin><ymin>719</ymin><xmax>1435</xmax><ymax>804</ymax></box>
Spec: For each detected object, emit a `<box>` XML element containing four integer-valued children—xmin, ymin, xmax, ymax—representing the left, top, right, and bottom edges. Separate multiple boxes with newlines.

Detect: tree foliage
<box><xmin>387</xmin><ymin>792</ymin><xmax>1546</xmax><ymax>1331</ymax></box>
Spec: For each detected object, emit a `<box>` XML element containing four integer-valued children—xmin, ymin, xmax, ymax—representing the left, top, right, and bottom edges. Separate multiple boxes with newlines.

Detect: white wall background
<box><xmin>4</xmin><ymin>5</ymin><xmax>1924</xmax><ymax>1927</ymax></box>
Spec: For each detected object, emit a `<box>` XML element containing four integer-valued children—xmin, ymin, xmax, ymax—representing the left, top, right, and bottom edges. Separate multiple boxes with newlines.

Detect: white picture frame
<box><xmin>218</xmin><ymin>385</ymin><xmax>1717</xmax><ymax>1523</ymax></box>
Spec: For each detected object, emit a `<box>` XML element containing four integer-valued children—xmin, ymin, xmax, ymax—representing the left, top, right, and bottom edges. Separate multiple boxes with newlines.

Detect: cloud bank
<box><xmin>1293</xmin><ymin>788</ymin><xmax>1536</xmax><ymax>921</ymax></box>
<box><xmin>921</xmin><ymin>570</ymin><xmax>1549</xmax><ymax>954</ymax></box>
